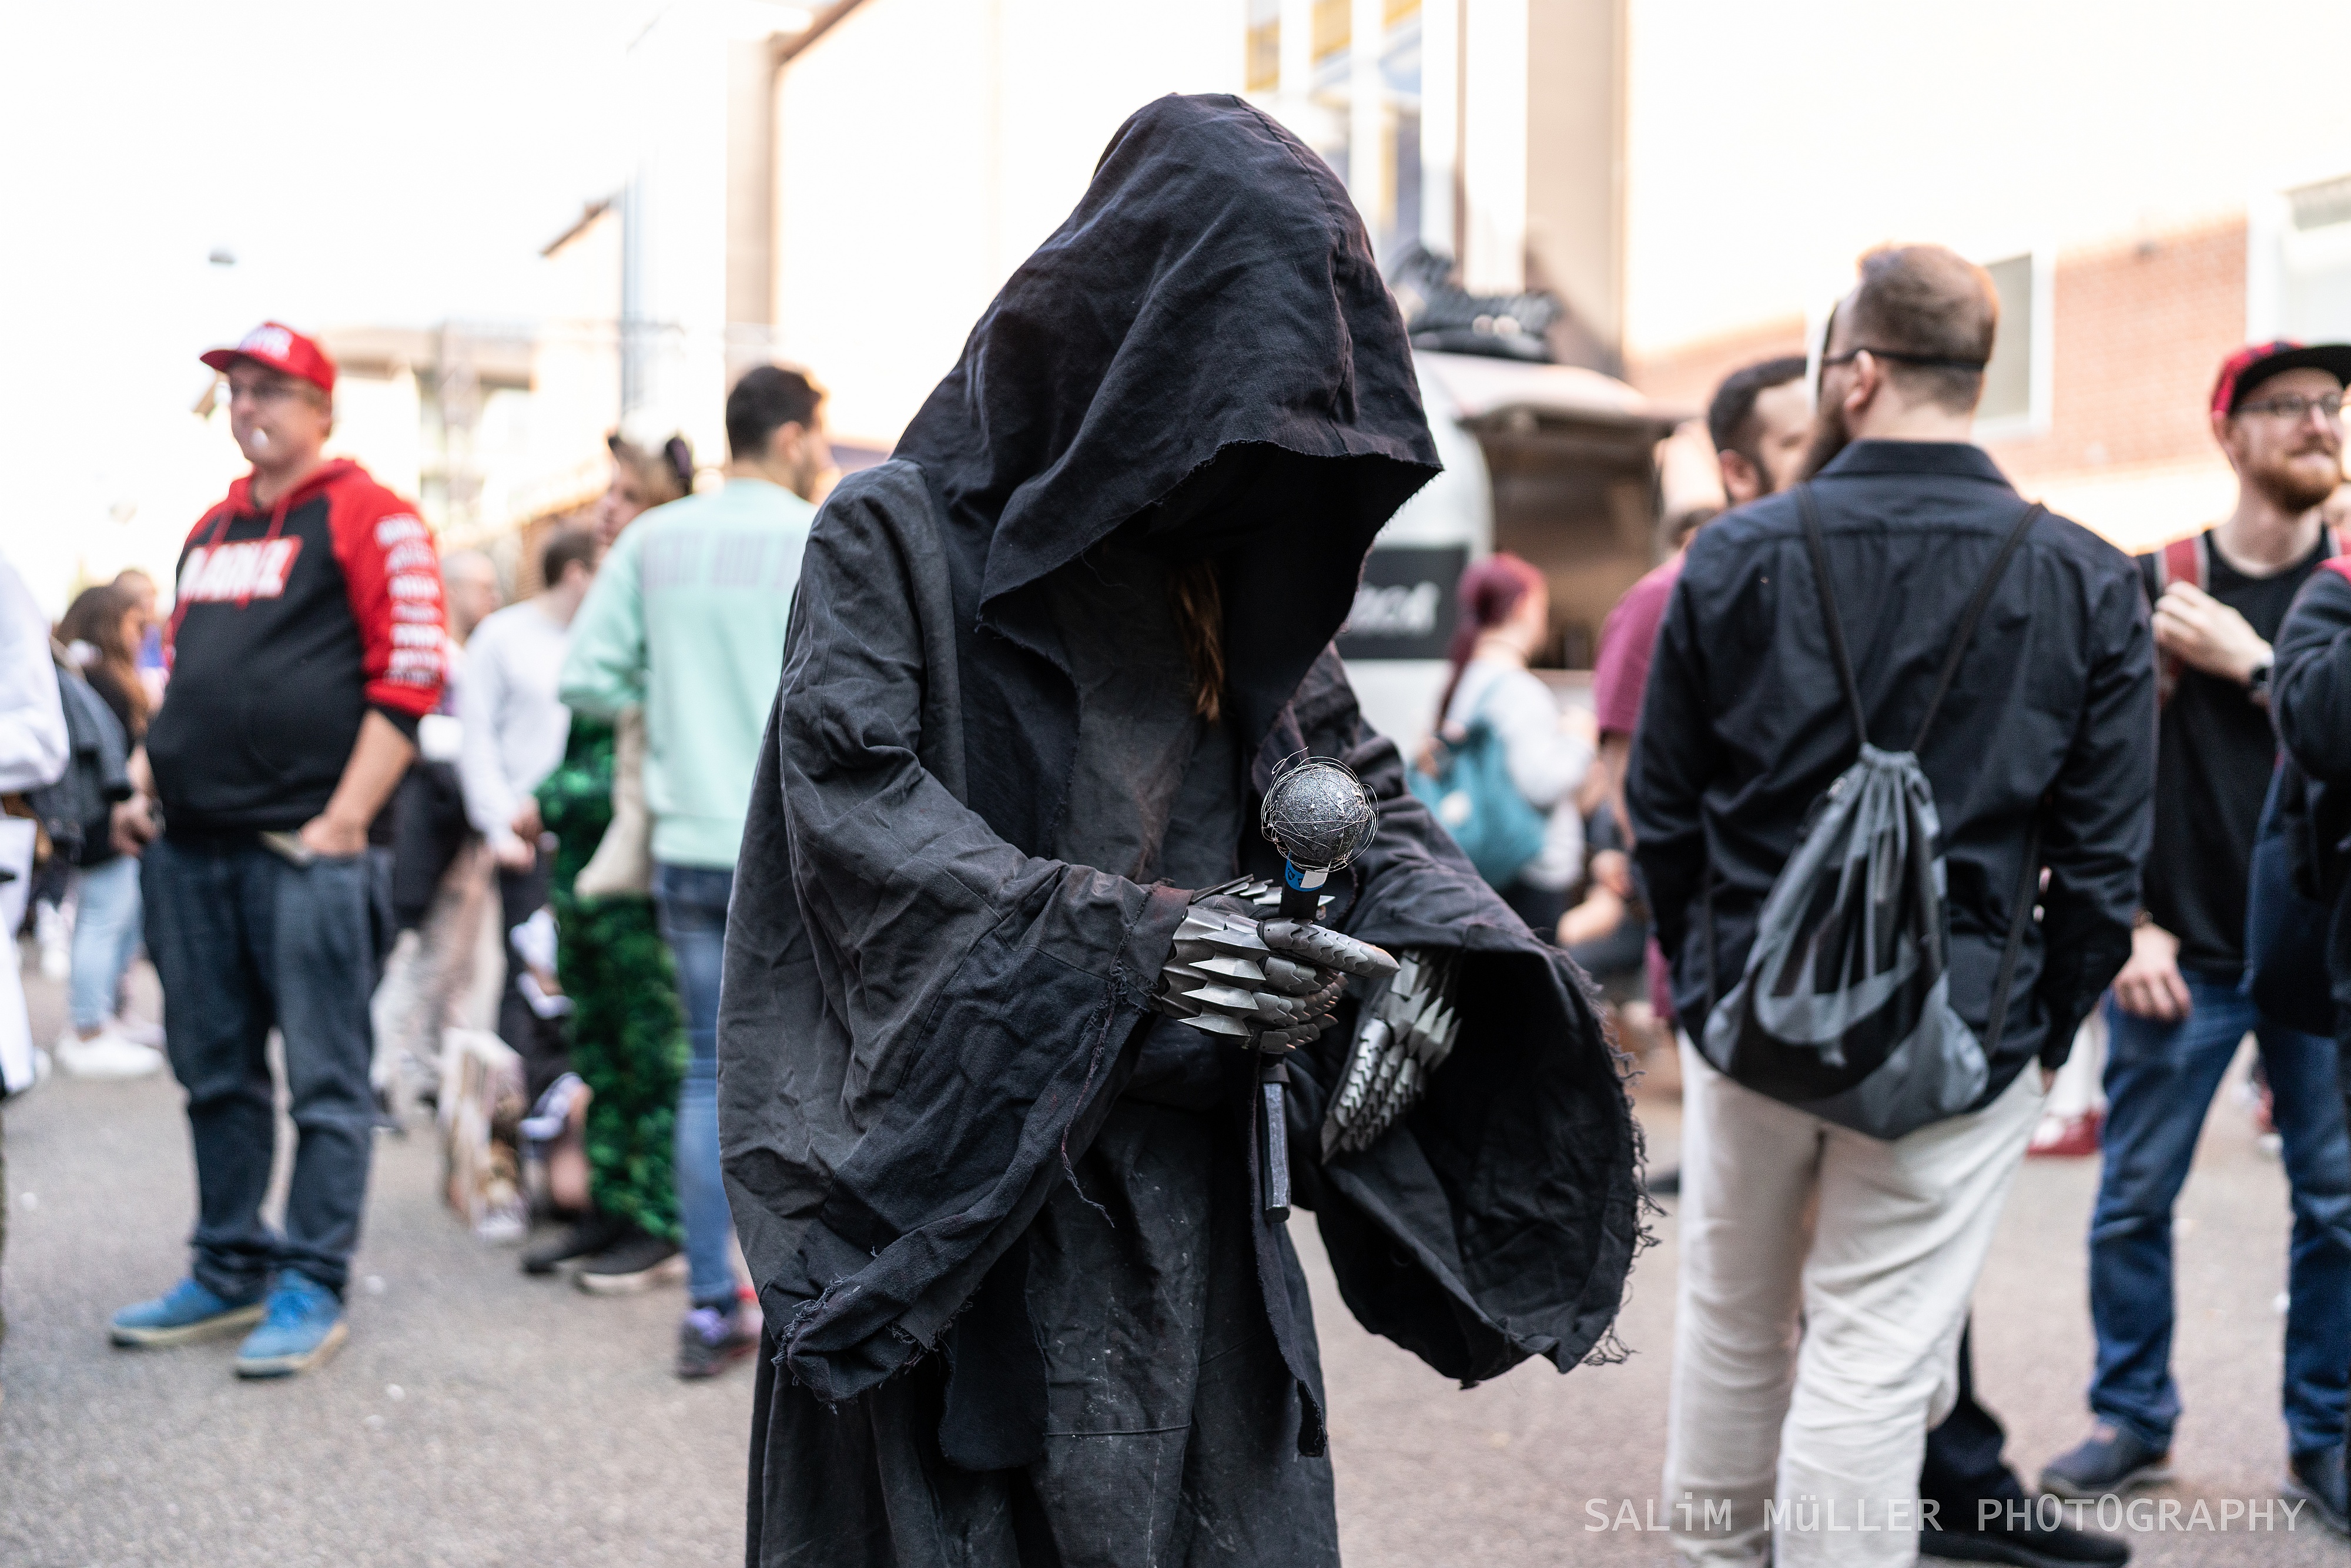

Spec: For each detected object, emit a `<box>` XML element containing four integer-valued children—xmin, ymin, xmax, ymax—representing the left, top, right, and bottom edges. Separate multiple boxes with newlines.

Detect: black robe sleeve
<box><xmin>724</xmin><ymin>466</ymin><xmax>1639</xmax><ymax>1407</ymax></box>
<box><xmin>1274</xmin><ymin>651</ymin><xmax>1644</xmax><ymax>1383</ymax></box>
<box><xmin>719</xmin><ymin>463</ymin><xmax>1190</xmax><ymax>1403</ymax></box>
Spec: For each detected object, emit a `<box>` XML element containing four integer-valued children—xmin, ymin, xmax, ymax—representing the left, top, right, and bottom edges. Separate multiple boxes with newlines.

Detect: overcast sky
<box><xmin>0</xmin><ymin>0</ymin><xmax>669</xmax><ymax>609</ymax></box>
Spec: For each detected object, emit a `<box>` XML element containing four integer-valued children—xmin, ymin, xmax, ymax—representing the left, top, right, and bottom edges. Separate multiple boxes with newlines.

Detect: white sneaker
<box><xmin>109</xmin><ymin>1016</ymin><xmax>166</xmax><ymax>1049</ymax></box>
<box><xmin>34</xmin><ymin>902</ymin><xmax>72</xmax><ymax>981</ymax></box>
<box><xmin>54</xmin><ymin>1029</ymin><xmax>166</xmax><ymax>1080</ymax></box>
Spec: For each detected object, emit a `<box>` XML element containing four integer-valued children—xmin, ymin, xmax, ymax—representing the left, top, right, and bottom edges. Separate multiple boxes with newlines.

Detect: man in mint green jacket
<box><xmin>558</xmin><ymin>366</ymin><xmax>826</xmax><ymax>1378</ymax></box>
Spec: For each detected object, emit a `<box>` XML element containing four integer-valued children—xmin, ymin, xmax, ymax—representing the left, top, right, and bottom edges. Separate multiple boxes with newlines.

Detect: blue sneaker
<box><xmin>233</xmin><ymin>1272</ymin><xmax>348</xmax><ymax>1379</ymax></box>
<box><xmin>110</xmin><ymin>1278</ymin><xmax>267</xmax><ymax>1348</ymax></box>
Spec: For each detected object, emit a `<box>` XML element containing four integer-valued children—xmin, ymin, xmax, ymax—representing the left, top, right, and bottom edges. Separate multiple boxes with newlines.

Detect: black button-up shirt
<box><xmin>1630</xmin><ymin>440</ymin><xmax>2155</xmax><ymax>1105</ymax></box>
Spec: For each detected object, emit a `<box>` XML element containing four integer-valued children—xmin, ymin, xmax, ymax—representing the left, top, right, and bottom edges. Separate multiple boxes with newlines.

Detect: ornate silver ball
<box><xmin>1260</xmin><ymin>755</ymin><xmax>1378</xmax><ymax>873</ymax></box>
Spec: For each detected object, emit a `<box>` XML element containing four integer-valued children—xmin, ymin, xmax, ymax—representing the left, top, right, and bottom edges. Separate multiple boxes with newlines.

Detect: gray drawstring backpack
<box><xmin>1699</xmin><ymin>487</ymin><xmax>2045</xmax><ymax>1140</ymax></box>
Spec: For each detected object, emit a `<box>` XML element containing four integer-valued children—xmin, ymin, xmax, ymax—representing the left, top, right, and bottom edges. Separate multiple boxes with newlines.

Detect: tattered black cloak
<box><xmin>718</xmin><ymin>94</ymin><xmax>1639</xmax><ymax>1567</ymax></box>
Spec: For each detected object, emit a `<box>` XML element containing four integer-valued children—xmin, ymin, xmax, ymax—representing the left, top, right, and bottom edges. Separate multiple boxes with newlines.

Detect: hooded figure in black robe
<box><xmin>718</xmin><ymin>93</ymin><xmax>1641</xmax><ymax>1568</ymax></box>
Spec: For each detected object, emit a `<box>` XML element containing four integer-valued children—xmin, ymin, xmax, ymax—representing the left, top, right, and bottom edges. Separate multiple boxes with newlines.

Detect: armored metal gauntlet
<box><xmin>1321</xmin><ymin>949</ymin><xmax>1461</xmax><ymax>1158</ymax></box>
<box><xmin>1154</xmin><ymin>879</ymin><xmax>1396</xmax><ymax>1052</ymax></box>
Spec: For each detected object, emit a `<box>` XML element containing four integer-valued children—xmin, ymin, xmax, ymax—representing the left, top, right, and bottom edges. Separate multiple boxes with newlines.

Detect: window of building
<box><xmin>1975</xmin><ymin>250</ymin><xmax>2050</xmax><ymax>434</ymax></box>
<box><xmin>2278</xmin><ymin>174</ymin><xmax>2351</xmax><ymax>341</ymax></box>
<box><xmin>1247</xmin><ymin>0</ymin><xmax>1280</xmax><ymax>94</ymax></box>
<box><xmin>1384</xmin><ymin>5</ymin><xmax>1423</xmax><ymax>252</ymax></box>
<box><xmin>1245</xmin><ymin>0</ymin><xmax>1424</xmax><ymax>260</ymax></box>
<box><xmin>1314</xmin><ymin>0</ymin><xmax>1351</xmax><ymax>59</ymax></box>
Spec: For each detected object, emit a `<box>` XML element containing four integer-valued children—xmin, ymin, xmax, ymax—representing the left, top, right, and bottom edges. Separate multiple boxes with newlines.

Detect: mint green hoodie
<box><xmin>558</xmin><ymin>477</ymin><xmax>814</xmax><ymax>869</ymax></box>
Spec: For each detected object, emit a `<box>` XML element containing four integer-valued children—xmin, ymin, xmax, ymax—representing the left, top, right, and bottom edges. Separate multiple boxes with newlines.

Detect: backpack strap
<box><xmin>1796</xmin><ymin>485</ymin><xmax>1871</xmax><ymax>745</ymax></box>
<box><xmin>2159</xmin><ymin>533</ymin><xmax>2206</xmax><ymax>591</ymax></box>
<box><xmin>2148</xmin><ymin>527</ymin><xmax>2336</xmax><ymax>706</ymax></box>
<box><xmin>1454</xmin><ymin>659</ymin><xmax>1506</xmax><ymax>728</ymax></box>
<box><xmin>1910</xmin><ymin>500</ymin><xmax>2047</xmax><ymax>750</ymax></box>
<box><xmin>1797</xmin><ymin>487</ymin><xmax>2045</xmax><ymax>753</ymax></box>
<box><xmin>2151</xmin><ymin>532</ymin><xmax>2208</xmax><ymax>707</ymax></box>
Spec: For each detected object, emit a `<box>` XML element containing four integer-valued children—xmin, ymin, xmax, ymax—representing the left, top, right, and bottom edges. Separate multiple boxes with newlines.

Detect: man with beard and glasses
<box><xmin>1634</xmin><ymin>244</ymin><xmax>2154</xmax><ymax>1568</ymax></box>
<box><xmin>717</xmin><ymin>93</ymin><xmax>1638</xmax><ymax>1567</ymax></box>
<box><xmin>2038</xmin><ymin>343</ymin><xmax>2351</xmax><ymax>1526</ymax></box>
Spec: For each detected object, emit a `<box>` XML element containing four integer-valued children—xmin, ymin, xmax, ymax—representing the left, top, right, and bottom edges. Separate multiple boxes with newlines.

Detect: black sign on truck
<box><xmin>1335</xmin><ymin>545</ymin><xmax>1468</xmax><ymax>662</ymax></box>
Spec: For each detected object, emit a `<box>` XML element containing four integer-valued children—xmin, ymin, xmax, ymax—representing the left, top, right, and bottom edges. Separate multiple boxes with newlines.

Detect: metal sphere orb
<box><xmin>1260</xmin><ymin>755</ymin><xmax>1378</xmax><ymax>873</ymax></box>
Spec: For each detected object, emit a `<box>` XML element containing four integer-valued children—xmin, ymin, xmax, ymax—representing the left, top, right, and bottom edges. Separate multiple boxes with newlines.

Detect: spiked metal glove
<box><xmin>1155</xmin><ymin>879</ymin><xmax>1398</xmax><ymax>1052</ymax></box>
<box><xmin>1321</xmin><ymin>949</ymin><xmax>1461</xmax><ymax>1158</ymax></box>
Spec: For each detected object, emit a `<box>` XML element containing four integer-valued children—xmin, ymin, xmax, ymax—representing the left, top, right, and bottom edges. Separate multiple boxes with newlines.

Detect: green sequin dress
<box><xmin>537</xmin><ymin>716</ymin><xmax>685</xmax><ymax>1242</ymax></box>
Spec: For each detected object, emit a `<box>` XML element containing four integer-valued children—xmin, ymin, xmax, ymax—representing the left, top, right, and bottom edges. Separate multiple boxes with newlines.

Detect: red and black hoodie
<box><xmin>147</xmin><ymin>458</ymin><xmax>447</xmax><ymax>837</ymax></box>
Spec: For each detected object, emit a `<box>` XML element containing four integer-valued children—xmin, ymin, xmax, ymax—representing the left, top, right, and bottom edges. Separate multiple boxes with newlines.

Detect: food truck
<box><xmin>1341</xmin><ymin>350</ymin><xmax>1688</xmax><ymax>745</ymax></box>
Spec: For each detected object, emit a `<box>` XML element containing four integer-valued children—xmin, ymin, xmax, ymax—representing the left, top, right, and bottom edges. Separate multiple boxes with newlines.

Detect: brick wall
<box><xmin>1990</xmin><ymin>217</ymin><xmax>2246</xmax><ymax>491</ymax></box>
<box><xmin>1626</xmin><ymin>313</ymin><xmax>1810</xmax><ymax>420</ymax></box>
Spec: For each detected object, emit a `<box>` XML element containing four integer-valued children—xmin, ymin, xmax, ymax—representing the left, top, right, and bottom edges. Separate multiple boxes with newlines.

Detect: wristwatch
<box><xmin>2247</xmin><ymin>654</ymin><xmax>2275</xmax><ymax>708</ymax></box>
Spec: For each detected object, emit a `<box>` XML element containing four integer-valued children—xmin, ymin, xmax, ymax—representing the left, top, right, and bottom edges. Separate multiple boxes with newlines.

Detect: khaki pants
<box><xmin>1665</xmin><ymin>1038</ymin><xmax>2044</xmax><ymax>1568</ymax></box>
<box><xmin>370</xmin><ymin>841</ymin><xmax>496</xmax><ymax>1110</ymax></box>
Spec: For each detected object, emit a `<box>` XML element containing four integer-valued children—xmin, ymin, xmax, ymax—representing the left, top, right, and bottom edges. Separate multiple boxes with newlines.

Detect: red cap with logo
<box><xmin>2211</xmin><ymin>339</ymin><xmax>2351</xmax><ymax>417</ymax></box>
<box><xmin>200</xmin><ymin>321</ymin><xmax>337</xmax><ymax>397</ymax></box>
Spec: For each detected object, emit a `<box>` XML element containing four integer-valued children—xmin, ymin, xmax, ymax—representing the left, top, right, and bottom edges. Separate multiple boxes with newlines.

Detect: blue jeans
<box><xmin>142</xmin><ymin>837</ymin><xmax>384</xmax><ymax>1300</ymax></box>
<box><xmin>69</xmin><ymin>855</ymin><xmax>143</xmax><ymax>1032</ymax></box>
<box><xmin>654</xmin><ymin>862</ymin><xmax>739</xmax><ymax>1309</ymax></box>
<box><xmin>2092</xmin><ymin>974</ymin><xmax>2351</xmax><ymax>1456</ymax></box>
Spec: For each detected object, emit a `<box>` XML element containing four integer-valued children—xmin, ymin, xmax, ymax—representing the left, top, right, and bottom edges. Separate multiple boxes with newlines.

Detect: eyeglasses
<box><xmin>226</xmin><ymin>378</ymin><xmax>309</xmax><ymax>406</ymax></box>
<box><xmin>2235</xmin><ymin>393</ymin><xmax>2345</xmax><ymax>423</ymax></box>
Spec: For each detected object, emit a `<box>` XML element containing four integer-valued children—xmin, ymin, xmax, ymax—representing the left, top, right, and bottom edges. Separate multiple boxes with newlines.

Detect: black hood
<box><xmin>893</xmin><ymin>92</ymin><xmax>1440</xmax><ymax>855</ymax></box>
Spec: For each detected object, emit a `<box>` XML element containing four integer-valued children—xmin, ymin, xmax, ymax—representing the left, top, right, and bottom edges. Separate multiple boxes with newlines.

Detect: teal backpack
<box><xmin>1409</xmin><ymin>688</ymin><xmax>1548</xmax><ymax>888</ymax></box>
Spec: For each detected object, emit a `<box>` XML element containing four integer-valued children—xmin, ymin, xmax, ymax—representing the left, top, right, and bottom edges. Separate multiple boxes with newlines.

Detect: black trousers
<box><xmin>1919</xmin><ymin>1322</ymin><xmax>2024</xmax><ymax>1529</ymax></box>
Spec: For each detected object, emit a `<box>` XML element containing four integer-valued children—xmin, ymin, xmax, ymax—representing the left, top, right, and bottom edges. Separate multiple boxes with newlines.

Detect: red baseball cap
<box><xmin>200</xmin><ymin>321</ymin><xmax>336</xmax><ymax>397</ymax></box>
<box><xmin>2211</xmin><ymin>339</ymin><xmax>2351</xmax><ymax>417</ymax></box>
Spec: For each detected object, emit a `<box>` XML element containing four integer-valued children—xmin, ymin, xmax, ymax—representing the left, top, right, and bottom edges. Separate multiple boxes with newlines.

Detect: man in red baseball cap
<box><xmin>2041</xmin><ymin>338</ymin><xmax>2351</xmax><ymax>1521</ymax></box>
<box><xmin>105</xmin><ymin>321</ymin><xmax>447</xmax><ymax>1379</ymax></box>
<box><xmin>197</xmin><ymin>320</ymin><xmax>339</xmax><ymax>399</ymax></box>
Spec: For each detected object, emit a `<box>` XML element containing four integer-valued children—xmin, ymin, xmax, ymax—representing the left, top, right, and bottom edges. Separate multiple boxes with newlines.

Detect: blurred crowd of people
<box><xmin>1405</xmin><ymin>244</ymin><xmax>2351</xmax><ymax>1568</ymax></box>
<box><xmin>8</xmin><ymin>223</ymin><xmax>2351</xmax><ymax>1568</ymax></box>
<box><xmin>1</xmin><ymin>323</ymin><xmax>831</xmax><ymax>1385</ymax></box>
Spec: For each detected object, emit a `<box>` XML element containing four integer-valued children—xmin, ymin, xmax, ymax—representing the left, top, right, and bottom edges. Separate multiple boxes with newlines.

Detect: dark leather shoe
<box><xmin>2286</xmin><ymin>1445</ymin><xmax>2350</xmax><ymax>1538</ymax></box>
<box><xmin>521</xmin><ymin>1211</ymin><xmax>627</xmax><ymax>1275</ymax></box>
<box><xmin>574</xmin><ymin>1227</ymin><xmax>685</xmax><ymax>1294</ymax></box>
<box><xmin>2039</xmin><ymin>1425</ymin><xmax>2171</xmax><ymax>1501</ymax></box>
<box><xmin>1923</xmin><ymin>1496</ymin><xmax>2129</xmax><ymax>1568</ymax></box>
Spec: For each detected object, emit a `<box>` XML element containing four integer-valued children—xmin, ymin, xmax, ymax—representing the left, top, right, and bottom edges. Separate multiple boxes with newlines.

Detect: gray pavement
<box><xmin>1</xmin><ymin>956</ymin><xmax>2340</xmax><ymax>1566</ymax></box>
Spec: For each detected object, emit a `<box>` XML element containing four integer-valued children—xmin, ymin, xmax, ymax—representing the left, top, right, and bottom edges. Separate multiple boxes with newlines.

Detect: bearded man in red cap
<box><xmin>2042</xmin><ymin>339</ymin><xmax>2351</xmax><ymax>1520</ymax></box>
<box><xmin>107</xmin><ymin>322</ymin><xmax>447</xmax><ymax>1379</ymax></box>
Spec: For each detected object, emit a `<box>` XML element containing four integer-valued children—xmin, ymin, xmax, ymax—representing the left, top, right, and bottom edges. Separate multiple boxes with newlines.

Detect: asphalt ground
<box><xmin>1</xmin><ymin>957</ymin><xmax>2338</xmax><ymax>1566</ymax></box>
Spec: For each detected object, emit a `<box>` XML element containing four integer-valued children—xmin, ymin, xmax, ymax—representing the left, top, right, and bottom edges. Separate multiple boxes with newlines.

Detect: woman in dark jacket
<box><xmin>60</xmin><ymin>585</ymin><xmax>148</xmax><ymax>745</ymax></box>
<box><xmin>51</xmin><ymin>585</ymin><xmax>158</xmax><ymax>1078</ymax></box>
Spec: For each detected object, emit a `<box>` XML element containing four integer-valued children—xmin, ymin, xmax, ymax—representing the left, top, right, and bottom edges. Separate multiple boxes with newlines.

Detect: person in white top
<box><xmin>458</xmin><ymin>528</ymin><xmax>598</xmax><ymax>1160</ymax></box>
<box><xmin>460</xmin><ymin>530</ymin><xmax>595</xmax><ymax>869</ymax></box>
<box><xmin>442</xmin><ymin>550</ymin><xmax>502</xmax><ymax>646</ymax></box>
<box><xmin>0</xmin><ymin>548</ymin><xmax>68</xmax><ymax>1100</ymax></box>
<box><xmin>1432</xmin><ymin>552</ymin><xmax>1593</xmax><ymax>936</ymax></box>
